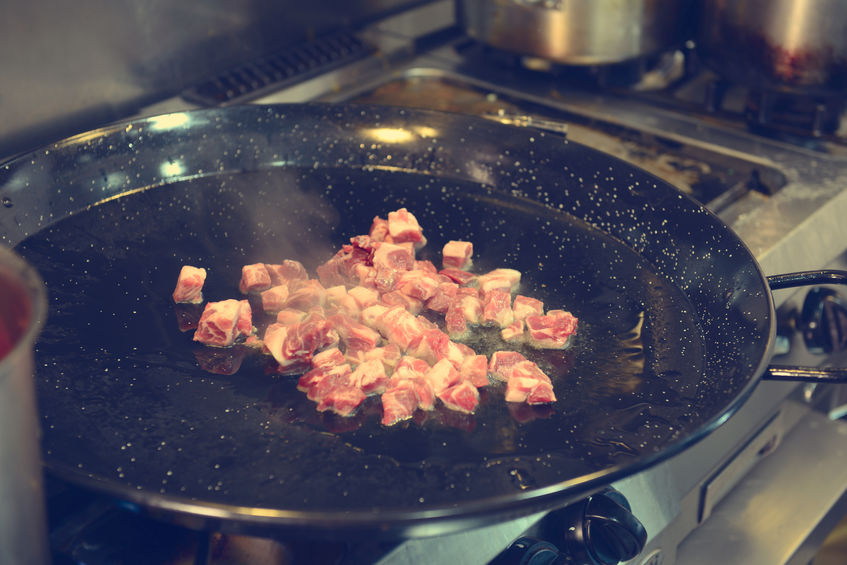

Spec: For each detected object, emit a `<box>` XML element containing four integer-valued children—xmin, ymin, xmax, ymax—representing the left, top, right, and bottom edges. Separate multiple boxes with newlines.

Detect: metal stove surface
<box><xmin>59</xmin><ymin>2</ymin><xmax>847</xmax><ymax>564</ymax></box>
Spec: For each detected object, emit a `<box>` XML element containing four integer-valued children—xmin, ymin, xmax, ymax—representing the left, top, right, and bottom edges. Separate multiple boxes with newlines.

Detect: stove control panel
<box><xmin>492</xmin><ymin>489</ymin><xmax>647</xmax><ymax>565</ymax></box>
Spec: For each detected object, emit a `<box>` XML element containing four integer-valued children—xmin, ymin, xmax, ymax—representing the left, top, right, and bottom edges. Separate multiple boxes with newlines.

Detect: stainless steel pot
<box><xmin>458</xmin><ymin>0</ymin><xmax>687</xmax><ymax>65</ymax></box>
<box><xmin>697</xmin><ymin>0</ymin><xmax>847</xmax><ymax>94</ymax></box>
<box><xmin>0</xmin><ymin>245</ymin><xmax>48</xmax><ymax>565</ymax></box>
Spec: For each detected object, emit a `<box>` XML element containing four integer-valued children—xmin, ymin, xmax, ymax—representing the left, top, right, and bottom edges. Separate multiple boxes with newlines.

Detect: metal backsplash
<box><xmin>0</xmin><ymin>0</ymin><xmax>425</xmax><ymax>160</ymax></box>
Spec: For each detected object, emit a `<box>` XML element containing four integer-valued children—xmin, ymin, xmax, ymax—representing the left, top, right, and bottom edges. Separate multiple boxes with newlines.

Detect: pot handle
<box><xmin>763</xmin><ymin>270</ymin><xmax>847</xmax><ymax>383</ymax></box>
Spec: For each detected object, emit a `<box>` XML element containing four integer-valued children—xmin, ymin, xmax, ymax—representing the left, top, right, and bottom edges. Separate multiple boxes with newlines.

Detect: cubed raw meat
<box><xmin>316</xmin><ymin>385</ymin><xmax>366</xmax><ymax>417</ymax></box>
<box><xmin>387</xmin><ymin>208</ymin><xmax>426</xmax><ymax>245</ymax></box>
<box><xmin>438</xmin><ymin>380</ymin><xmax>480</xmax><ymax>414</ymax></box>
<box><xmin>424</xmin><ymin>358</ymin><xmax>462</xmax><ymax>395</ymax></box>
<box><xmin>488</xmin><ymin>351</ymin><xmax>529</xmax><ymax>381</ymax></box>
<box><xmin>381</xmin><ymin>383</ymin><xmax>418</xmax><ymax>426</ymax></box>
<box><xmin>312</xmin><ymin>347</ymin><xmax>346</xmax><ymax>370</ymax></box>
<box><xmin>425</xmin><ymin>281</ymin><xmax>459</xmax><ymax>313</ymax></box>
<box><xmin>501</xmin><ymin>320</ymin><xmax>525</xmax><ymax>342</ymax></box>
<box><xmin>172</xmin><ymin>265</ymin><xmax>207</xmax><ymax>304</ymax></box>
<box><xmin>477</xmin><ymin>268</ymin><xmax>521</xmax><ymax>294</ymax></box>
<box><xmin>482</xmin><ymin>289</ymin><xmax>514</xmax><ymax>328</ymax></box>
<box><xmin>513</xmin><ymin>295</ymin><xmax>544</xmax><ymax>321</ymax></box>
<box><xmin>328</xmin><ymin>313</ymin><xmax>381</xmax><ymax>352</ymax></box>
<box><xmin>239</xmin><ymin>263</ymin><xmax>272</xmax><ymax>294</ymax></box>
<box><xmin>439</xmin><ymin>268</ymin><xmax>477</xmax><ymax>286</ymax></box>
<box><xmin>381</xmin><ymin>290</ymin><xmax>424</xmax><ymax>315</ymax></box>
<box><xmin>525</xmin><ymin>310</ymin><xmax>578</xmax><ymax>349</ymax></box>
<box><xmin>193</xmin><ymin>299</ymin><xmax>250</xmax><ymax>347</ymax></box>
<box><xmin>392</xmin><ymin>356</ymin><xmax>431</xmax><ymax>380</ymax></box>
<box><xmin>460</xmin><ymin>355</ymin><xmax>490</xmax><ymax>388</ymax></box>
<box><xmin>276</xmin><ymin>308</ymin><xmax>306</xmax><ymax>325</ymax></box>
<box><xmin>347</xmin><ymin>286</ymin><xmax>380</xmax><ymax>309</ymax></box>
<box><xmin>265</xmin><ymin>260</ymin><xmax>308</xmax><ymax>285</ymax></box>
<box><xmin>415</xmin><ymin>260</ymin><xmax>438</xmax><ymax>273</ymax></box>
<box><xmin>261</xmin><ymin>285</ymin><xmax>290</xmax><ymax>313</ymax></box>
<box><xmin>285</xmin><ymin>280</ymin><xmax>327</xmax><ymax>311</ymax></box>
<box><xmin>360</xmin><ymin>304</ymin><xmax>390</xmax><ymax>329</ymax></box>
<box><xmin>396</xmin><ymin>270</ymin><xmax>440</xmax><ymax>301</ymax></box>
<box><xmin>442</xmin><ymin>240</ymin><xmax>473</xmax><ymax>270</ymax></box>
<box><xmin>369</xmin><ymin>216</ymin><xmax>392</xmax><ymax>243</ymax></box>
<box><xmin>376</xmin><ymin>306</ymin><xmax>427</xmax><ymax>351</ymax></box>
<box><xmin>505</xmin><ymin>361</ymin><xmax>556</xmax><ymax>404</ymax></box>
<box><xmin>350</xmin><ymin>359</ymin><xmax>389</xmax><ymax>395</ymax></box>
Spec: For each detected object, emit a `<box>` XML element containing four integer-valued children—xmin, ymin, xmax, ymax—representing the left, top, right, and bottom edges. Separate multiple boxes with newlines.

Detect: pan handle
<box><xmin>763</xmin><ymin>270</ymin><xmax>847</xmax><ymax>383</ymax></box>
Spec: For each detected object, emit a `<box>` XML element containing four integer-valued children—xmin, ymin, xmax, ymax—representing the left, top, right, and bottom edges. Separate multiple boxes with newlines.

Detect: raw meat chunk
<box><xmin>513</xmin><ymin>295</ymin><xmax>544</xmax><ymax>321</ymax></box>
<box><xmin>297</xmin><ymin>363</ymin><xmax>352</xmax><ymax>395</ymax></box>
<box><xmin>194</xmin><ymin>299</ymin><xmax>251</xmax><ymax>347</ymax></box>
<box><xmin>387</xmin><ymin>208</ymin><xmax>426</xmax><ymax>245</ymax></box>
<box><xmin>317</xmin><ymin>385</ymin><xmax>366</xmax><ymax>416</ymax></box>
<box><xmin>239</xmin><ymin>263</ymin><xmax>272</xmax><ymax>294</ymax></box>
<box><xmin>372</xmin><ymin>242</ymin><xmax>415</xmax><ymax>272</ymax></box>
<box><xmin>505</xmin><ymin>361</ymin><xmax>556</xmax><ymax>404</ymax></box>
<box><xmin>501</xmin><ymin>320</ymin><xmax>525</xmax><ymax>342</ymax></box>
<box><xmin>369</xmin><ymin>216</ymin><xmax>392</xmax><ymax>243</ymax></box>
<box><xmin>276</xmin><ymin>308</ymin><xmax>306</xmax><ymax>325</ymax></box>
<box><xmin>425</xmin><ymin>281</ymin><xmax>459</xmax><ymax>314</ymax></box>
<box><xmin>438</xmin><ymin>381</ymin><xmax>480</xmax><ymax>414</ymax></box>
<box><xmin>477</xmin><ymin>268</ymin><xmax>521</xmax><ymax>294</ymax></box>
<box><xmin>360</xmin><ymin>304</ymin><xmax>390</xmax><ymax>329</ymax></box>
<box><xmin>381</xmin><ymin>291</ymin><xmax>424</xmax><ymax>315</ymax></box>
<box><xmin>328</xmin><ymin>313</ymin><xmax>382</xmax><ymax>352</ymax></box>
<box><xmin>381</xmin><ymin>383</ymin><xmax>418</xmax><ymax>426</ymax></box>
<box><xmin>350</xmin><ymin>359</ymin><xmax>389</xmax><ymax>395</ymax></box>
<box><xmin>396</xmin><ymin>270</ymin><xmax>440</xmax><ymax>301</ymax></box>
<box><xmin>285</xmin><ymin>280</ymin><xmax>327</xmax><ymax>311</ymax></box>
<box><xmin>376</xmin><ymin>306</ymin><xmax>427</xmax><ymax>351</ymax></box>
<box><xmin>392</xmin><ymin>356</ymin><xmax>431</xmax><ymax>381</ymax></box>
<box><xmin>482</xmin><ymin>289</ymin><xmax>514</xmax><ymax>328</ymax></box>
<box><xmin>261</xmin><ymin>285</ymin><xmax>290</xmax><ymax>313</ymax></box>
<box><xmin>488</xmin><ymin>351</ymin><xmax>529</xmax><ymax>381</ymax></box>
<box><xmin>424</xmin><ymin>358</ymin><xmax>462</xmax><ymax>395</ymax></box>
<box><xmin>415</xmin><ymin>260</ymin><xmax>438</xmax><ymax>273</ymax></box>
<box><xmin>460</xmin><ymin>355</ymin><xmax>490</xmax><ymax>388</ymax></box>
<box><xmin>265</xmin><ymin>260</ymin><xmax>308</xmax><ymax>285</ymax></box>
<box><xmin>439</xmin><ymin>268</ymin><xmax>477</xmax><ymax>286</ymax></box>
<box><xmin>442</xmin><ymin>240</ymin><xmax>473</xmax><ymax>270</ymax></box>
<box><xmin>172</xmin><ymin>265</ymin><xmax>207</xmax><ymax>304</ymax></box>
<box><xmin>347</xmin><ymin>286</ymin><xmax>380</xmax><ymax>309</ymax></box>
<box><xmin>525</xmin><ymin>310</ymin><xmax>578</xmax><ymax>349</ymax></box>
<box><xmin>311</xmin><ymin>347</ymin><xmax>346</xmax><ymax>370</ymax></box>
<box><xmin>265</xmin><ymin>312</ymin><xmax>337</xmax><ymax>369</ymax></box>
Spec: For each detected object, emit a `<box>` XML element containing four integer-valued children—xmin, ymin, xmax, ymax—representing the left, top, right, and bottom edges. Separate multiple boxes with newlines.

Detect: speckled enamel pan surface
<box><xmin>0</xmin><ymin>104</ymin><xmax>774</xmax><ymax>538</ymax></box>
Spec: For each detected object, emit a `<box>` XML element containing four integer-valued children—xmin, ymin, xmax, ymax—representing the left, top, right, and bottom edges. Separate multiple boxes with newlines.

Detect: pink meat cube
<box><xmin>347</xmin><ymin>286</ymin><xmax>380</xmax><ymax>309</ymax></box>
<box><xmin>445</xmin><ymin>304</ymin><xmax>468</xmax><ymax>339</ymax></box>
<box><xmin>298</xmin><ymin>363</ymin><xmax>352</xmax><ymax>395</ymax></box>
<box><xmin>265</xmin><ymin>260</ymin><xmax>308</xmax><ymax>285</ymax></box>
<box><xmin>276</xmin><ymin>308</ymin><xmax>307</xmax><ymax>325</ymax></box>
<box><xmin>425</xmin><ymin>281</ymin><xmax>459</xmax><ymax>313</ymax></box>
<box><xmin>396</xmin><ymin>270</ymin><xmax>440</xmax><ymax>301</ymax></box>
<box><xmin>477</xmin><ymin>268</ymin><xmax>521</xmax><ymax>294</ymax></box>
<box><xmin>442</xmin><ymin>240</ymin><xmax>473</xmax><ymax>270</ymax></box>
<box><xmin>261</xmin><ymin>285</ymin><xmax>290</xmax><ymax>313</ymax></box>
<box><xmin>505</xmin><ymin>361</ymin><xmax>556</xmax><ymax>404</ymax></box>
<box><xmin>460</xmin><ymin>355</ymin><xmax>490</xmax><ymax>388</ymax></box>
<box><xmin>360</xmin><ymin>344</ymin><xmax>402</xmax><ymax>373</ymax></box>
<box><xmin>372</xmin><ymin>242</ymin><xmax>415</xmax><ymax>272</ymax></box>
<box><xmin>312</xmin><ymin>347</ymin><xmax>346</xmax><ymax>370</ymax></box>
<box><xmin>439</xmin><ymin>268</ymin><xmax>477</xmax><ymax>286</ymax></box>
<box><xmin>488</xmin><ymin>351</ymin><xmax>530</xmax><ymax>381</ymax></box>
<box><xmin>392</xmin><ymin>356</ymin><xmax>431</xmax><ymax>381</ymax></box>
<box><xmin>376</xmin><ymin>306</ymin><xmax>427</xmax><ymax>351</ymax></box>
<box><xmin>381</xmin><ymin>383</ymin><xmax>418</xmax><ymax>426</ymax></box>
<box><xmin>525</xmin><ymin>310</ymin><xmax>578</xmax><ymax>349</ymax></box>
<box><xmin>415</xmin><ymin>260</ymin><xmax>438</xmax><ymax>273</ymax></box>
<box><xmin>380</xmin><ymin>291</ymin><xmax>424</xmax><ymax>315</ymax></box>
<box><xmin>387</xmin><ymin>208</ymin><xmax>426</xmax><ymax>245</ymax></box>
<box><xmin>350</xmin><ymin>359</ymin><xmax>389</xmax><ymax>395</ymax></box>
<box><xmin>369</xmin><ymin>216</ymin><xmax>392</xmax><ymax>243</ymax></box>
<box><xmin>424</xmin><ymin>358</ymin><xmax>462</xmax><ymax>395</ymax></box>
<box><xmin>360</xmin><ymin>304</ymin><xmax>390</xmax><ymax>329</ymax></box>
<box><xmin>501</xmin><ymin>320</ymin><xmax>525</xmax><ymax>342</ymax></box>
<box><xmin>316</xmin><ymin>386</ymin><xmax>366</xmax><ymax>417</ymax></box>
<box><xmin>513</xmin><ymin>295</ymin><xmax>544</xmax><ymax>321</ymax></box>
<box><xmin>235</xmin><ymin>300</ymin><xmax>253</xmax><ymax>337</ymax></box>
<box><xmin>265</xmin><ymin>312</ymin><xmax>338</xmax><ymax>369</ymax></box>
<box><xmin>328</xmin><ymin>313</ymin><xmax>382</xmax><ymax>352</ymax></box>
<box><xmin>193</xmin><ymin>299</ymin><xmax>248</xmax><ymax>347</ymax></box>
<box><xmin>438</xmin><ymin>380</ymin><xmax>480</xmax><ymax>414</ymax></box>
<box><xmin>172</xmin><ymin>265</ymin><xmax>207</xmax><ymax>304</ymax></box>
<box><xmin>482</xmin><ymin>289</ymin><xmax>515</xmax><ymax>328</ymax></box>
<box><xmin>285</xmin><ymin>280</ymin><xmax>327</xmax><ymax>311</ymax></box>
<box><xmin>239</xmin><ymin>263</ymin><xmax>272</xmax><ymax>294</ymax></box>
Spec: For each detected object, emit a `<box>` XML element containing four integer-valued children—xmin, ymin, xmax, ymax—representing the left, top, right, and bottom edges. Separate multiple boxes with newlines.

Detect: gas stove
<box><xmin>41</xmin><ymin>2</ymin><xmax>847</xmax><ymax>564</ymax></box>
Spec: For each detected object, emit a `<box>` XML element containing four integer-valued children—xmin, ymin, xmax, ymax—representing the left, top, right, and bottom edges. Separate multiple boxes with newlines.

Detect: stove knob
<box><xmin>544</xmin><ymin>488</ymin><xmax>647</xmax><ymax>565</ymax></box>
<box><xmin>493</xmin><ymin>537</ymin><xmax>570</xmax><ymax>565</ymax></box>
<box><xmin>800</xmin><ymin>287</ymin><xmax>847</xmax><ymax>354</ymax></box>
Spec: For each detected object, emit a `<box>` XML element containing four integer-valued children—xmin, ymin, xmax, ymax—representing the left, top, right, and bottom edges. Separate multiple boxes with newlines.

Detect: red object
<box><xmin>442</xmin><ymin>240</ymin><xmax>473</xmax><ymax>270</ymax></box>
<box><xmin>172</xmin><ymin>265</ymin><xmax>206</xmax><ymax>304</ymax></box>
<box><xmin>238</xmin><ymin>263</ymin><xmax>271</xmax><ymax>294</ymax></box>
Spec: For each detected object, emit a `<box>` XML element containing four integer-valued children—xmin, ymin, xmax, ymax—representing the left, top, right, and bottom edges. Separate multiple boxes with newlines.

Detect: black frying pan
<box><xmin>1</xmin><ymin>104</ymin><xmax>843</xmax><ymax>539</ymax></box>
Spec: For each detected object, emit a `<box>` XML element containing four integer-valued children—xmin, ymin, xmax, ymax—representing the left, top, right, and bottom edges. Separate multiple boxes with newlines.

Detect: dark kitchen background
<box><xmin>3</xmin><ymin>1</ymin><xmax>847</xmax><ymax>564</ymax></box>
